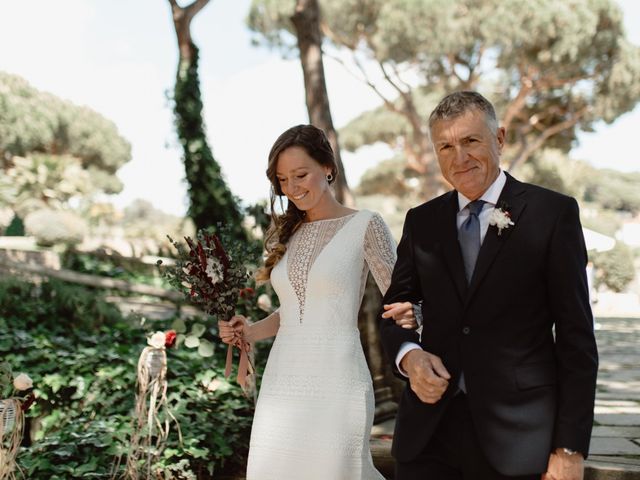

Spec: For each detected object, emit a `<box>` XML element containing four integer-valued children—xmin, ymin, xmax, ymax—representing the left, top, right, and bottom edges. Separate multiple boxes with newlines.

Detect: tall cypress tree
<box><xmin>168</xmin><ymin>0</ymin><xmax>245</xmax><ymax>242</ymax></box>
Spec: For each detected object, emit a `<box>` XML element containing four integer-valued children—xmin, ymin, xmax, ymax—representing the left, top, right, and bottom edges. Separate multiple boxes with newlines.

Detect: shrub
<box><xmin>4</xmin><ymin>213</ymin><xmax>25</xmax><ymax>236</ymax></box>
<box><xmin>592</xmin><ymin>242</ymin><xmax>636</xmax><ymax>293</ymax></box>
<box><xmin>61</xmin><ymin>248</ymin><xmax>167</xmax><ymax>287</ymax></box>
<box><xmin>24</xmin><ymin>209</ymin><xmax>87</xmax><ymax>247</ymax></box>
<box><xmin>0</xmin><ymin>277</ymin><xmax>263</xmax><ymax>479</ymax></box>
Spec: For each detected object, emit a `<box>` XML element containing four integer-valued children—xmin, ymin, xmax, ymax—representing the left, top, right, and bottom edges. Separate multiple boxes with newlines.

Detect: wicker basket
<box><xmin>145</xmin><ymin>348</ymin><xmax>165</xmax><ymax>378</ymax></box>
<box><xmin>0</xmin><ymin>398</ymin><xmax>16</xmax><ymax>434</ymax></box>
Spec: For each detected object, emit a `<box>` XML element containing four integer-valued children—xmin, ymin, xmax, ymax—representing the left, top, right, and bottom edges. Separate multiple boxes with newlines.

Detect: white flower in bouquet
<box><xmin>148</xmin><ymin>331</ymin><xmax>166</xmax><ymax>349</ymax></box>
<box><xmin>13</xmin><ymin>373</ymin><xmax>33</xmax><ymax>391</ymax></box>
<box><xmin>488</xmin><ymin>207</ymin><xmax>514</xmax><ymax>235</ymax></box>
<box><xmin>257</xmin><ymin>293</ymin><xmax>273</xmax><ymax>312</ymax></box>
<box><xmin>205</xmin><ymin>257</ymin><xmax>223</xmax><ymax>284</ymax></box>
<box><xmin>161</xmin><ymin>231</ymin><xmax>255</xmax><ymax>395</ymax></box>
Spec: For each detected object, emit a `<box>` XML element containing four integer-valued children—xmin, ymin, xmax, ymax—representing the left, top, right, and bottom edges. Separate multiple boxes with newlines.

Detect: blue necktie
<box><xmin>459</xmin><ymin>200</ymin><xmax>485</xmax><ymax>283</ymax></box>
<box><xmin>457</xmin><ymin>199</ymin><xmax>484</xmax><ymax>394</ymax></box>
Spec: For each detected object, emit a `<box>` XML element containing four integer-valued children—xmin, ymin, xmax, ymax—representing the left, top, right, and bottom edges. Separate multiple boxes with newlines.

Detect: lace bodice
<box><xmin>286</xmin><ymin>211</ymin><xmax>397</xmax><ymax>320</ymax></box>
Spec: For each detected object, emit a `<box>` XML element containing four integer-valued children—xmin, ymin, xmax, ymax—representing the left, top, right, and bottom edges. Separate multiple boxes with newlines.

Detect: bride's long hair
<box><xmin>255</xmin><ymin>125</ymin><xmax>338</xmax><ymax>282</ymax></box>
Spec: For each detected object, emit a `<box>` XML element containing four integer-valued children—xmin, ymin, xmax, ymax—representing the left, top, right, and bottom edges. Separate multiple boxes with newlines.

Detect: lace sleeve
<box><xmin>364</xmin><ymin>212</ymin><xmax>397</xmax><ymax>296</ymax></box>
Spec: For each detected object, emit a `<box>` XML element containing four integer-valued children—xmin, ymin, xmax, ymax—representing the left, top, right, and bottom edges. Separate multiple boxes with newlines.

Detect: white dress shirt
<box><xmin>395</xmin><ymin>171</ymin><xmax>507</xmax><ymax>375</ymax></box>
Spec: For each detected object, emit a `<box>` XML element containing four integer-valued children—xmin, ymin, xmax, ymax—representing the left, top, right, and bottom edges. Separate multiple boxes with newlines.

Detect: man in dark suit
<box><xmin>380</xmin><ymin>91</ymin><xmax>598</xmax><ymax>480</ymax></box>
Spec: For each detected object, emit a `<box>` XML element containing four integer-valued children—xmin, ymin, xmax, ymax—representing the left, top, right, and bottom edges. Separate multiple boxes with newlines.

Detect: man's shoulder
<box><xmin>410</xmin><ymin>191</ymin><xmax>455</xmax><ymax>217</ymax></box>
<box><xmin>516</xmin><ymin>178</ymin><xmax>577</xmax><ymax>207</ymax></box>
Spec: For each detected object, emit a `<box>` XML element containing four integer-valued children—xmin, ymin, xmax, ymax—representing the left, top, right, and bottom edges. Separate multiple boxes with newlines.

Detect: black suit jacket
<box><xmin>380</xmin><ymin>173</ymin><xmax>598</xmax><ymax>476</ymax></box>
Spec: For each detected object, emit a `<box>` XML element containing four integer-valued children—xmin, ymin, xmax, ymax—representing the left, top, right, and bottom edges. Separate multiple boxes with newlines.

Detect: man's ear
<box><xmin>496</xmin><ymin>127</ymin><xmax>506</xmax><ymax>152</ymax></box>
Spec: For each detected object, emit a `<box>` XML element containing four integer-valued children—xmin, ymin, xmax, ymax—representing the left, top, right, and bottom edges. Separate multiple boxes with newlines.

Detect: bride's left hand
<box><xmin>382</xmin><ymin>302</ymin><xmax>418</xmax><ymax>329</ymax></box>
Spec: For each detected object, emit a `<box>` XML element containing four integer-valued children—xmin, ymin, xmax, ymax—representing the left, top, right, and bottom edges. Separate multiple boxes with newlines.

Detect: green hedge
<box><xmin>592</xmin><ymin>242</ymin><xmax>636</xmax><ymax>293</ymax></box>
<box><xmin>0</xmin><ymin>277</ymin><xmax>266</xmax><ymax>479</ymax></box>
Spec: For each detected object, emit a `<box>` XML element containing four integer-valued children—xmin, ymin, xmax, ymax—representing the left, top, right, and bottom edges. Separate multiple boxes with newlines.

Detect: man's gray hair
<box><xmin>428</xmin><ymin>91</ymin><xmax>499</xmax><ymax>132</ymax></box>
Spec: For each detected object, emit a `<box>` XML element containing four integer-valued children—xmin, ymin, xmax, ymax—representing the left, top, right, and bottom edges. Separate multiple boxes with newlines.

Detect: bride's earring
<box><xmin>326</xmin><ymin>173</ymin><xmax>333</xmax><ymax>182</ymax></box>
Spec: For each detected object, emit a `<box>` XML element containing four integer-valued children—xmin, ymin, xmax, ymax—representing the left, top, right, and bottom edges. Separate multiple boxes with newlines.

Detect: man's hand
<box><xmin>382</xmin><ymin>302</ymin><xmax>418</xmax><ymax>329</ymax></box>
<box><xmin>400</xmin><ymin>349</ymin><xmax>450</xmax><ymax>404</ymax></box>
<box><xmin>542</xmin><ymin>448</ymin><xmax>584</xmax><ymax>480</ymax></box>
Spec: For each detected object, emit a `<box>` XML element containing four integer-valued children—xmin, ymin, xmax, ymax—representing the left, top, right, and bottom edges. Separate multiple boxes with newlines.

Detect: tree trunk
<box><xmin>291</xmin><ymin>0</ymin><xmax>353</xmax><ymax>206</ymax></box>
<box><xmin>168</xmin><ymin>0</ymin><xmax>210</xmax><ymax>64</ymax></box>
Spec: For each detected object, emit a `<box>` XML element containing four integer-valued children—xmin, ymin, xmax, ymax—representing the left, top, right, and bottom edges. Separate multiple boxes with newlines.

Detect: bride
<box><xmin>219</xmin><ymin>124</ymin><xmax>416</xmax><ymax>479</ymax></box>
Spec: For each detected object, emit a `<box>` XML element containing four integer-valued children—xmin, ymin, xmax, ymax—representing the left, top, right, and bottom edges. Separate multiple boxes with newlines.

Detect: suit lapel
<box><xmin>465</xmin><ymin>173</ymin><xmax>527</xmax><ymax>304</ymax></box>
<box><xmin>437</xmin><ymin>192</ymin><xmax>467</xmax><ymax>302</ymax></box>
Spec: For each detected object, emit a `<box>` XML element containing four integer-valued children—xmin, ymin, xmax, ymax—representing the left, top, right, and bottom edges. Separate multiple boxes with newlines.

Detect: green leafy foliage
<box><xmin>581</xmin><ymin>212</ymin><xmax>622</xmax><ymax>238</ymax></box>
<box><xmin>0</xmin><ymin>72</ymin><xmax>131</xmax><ymax>198</ymax></box>
<box><xmin>115</xmin><ymin>199</ymin><xmax>198</xmax><ymax>257</ymax></box>
<box><xmin>250</xmin><ymin>0</ymin><xmax>640</xmax><ymax>196</ymax></box>
<box><xmin>518</xmin><ymin>149</ymin><xmax>640</xmax><ymax>216</ymax></box>
<box><xmin>3</xmin><ymin>213</ymin><xmax>25</xmax><ymax>236</ymax></box>
<box><xmin>0</xmin><ymin>154</ymin><xmax>93</xmax><ymax>218</ymax></box>
<box><xmin>592</xmin><ymin>242</ymin><xmax>636</xmax><ymax>292</ymax></box>
<box><xmin>0</xmin><ymin>277</ymin><xmax>266</xmax><ymax>478</ymax></box>
<box><xmin>356</xmin><ymin>157</ymin><xmax>420</xmax><ymax>197</ymax></box>
<box><xmin>24</xmin><ymin>208</ymin><xmax>88</xmax><ymax>247</ymax></box>
<box><xmin>582</xmin><ymin>169</ymin><xmax>640</xmax><ymax>213</ymax></box>
<box><xmin>62</xmin><ymin>248</ymin><xmax>169</xmax><ymax>288</ymax></box>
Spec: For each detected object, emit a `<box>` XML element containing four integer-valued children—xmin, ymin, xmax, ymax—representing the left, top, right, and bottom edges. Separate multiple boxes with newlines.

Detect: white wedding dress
<box><xmin>246</xmin><ymin>210</ymin><xmax>396</xmax><ymax>480</ymax></box>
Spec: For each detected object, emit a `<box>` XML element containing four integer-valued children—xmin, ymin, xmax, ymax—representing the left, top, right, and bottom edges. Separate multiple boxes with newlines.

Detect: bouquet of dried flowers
<box><xmin>158</xmin><ymin>230</ymin><xmax>254</xmax><ymax>392</ymax></box>
<box><xmin>161</xmin><ymin>231</ymin><xmax>248</xmax><ymax>320</ymax></box>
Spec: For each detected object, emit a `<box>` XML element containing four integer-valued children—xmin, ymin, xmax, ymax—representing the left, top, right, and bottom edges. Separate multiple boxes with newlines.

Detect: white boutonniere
<box><xmin>488</xmin><ymin>206</ymin><xmax>514</xmax><ymax>236</ymax></box>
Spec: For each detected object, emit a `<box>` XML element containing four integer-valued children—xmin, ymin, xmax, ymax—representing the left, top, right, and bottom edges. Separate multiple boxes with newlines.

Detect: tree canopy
<box><xmin>249</xmin><ymin>0</ymin><xmax>640</xmax><ymax>196</ymax></box>
<box><xmin>0</xmin><ymin>72</ymin><xmax>131</xmax><ymax>203</ymax></box>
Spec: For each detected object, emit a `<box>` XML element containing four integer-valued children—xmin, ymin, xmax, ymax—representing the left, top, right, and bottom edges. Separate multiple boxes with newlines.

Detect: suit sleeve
<box><xmin>547</xmin><ymin>197</ymin><xmax>598</xmax><ymax>457</ymax></box>
<box><xmin>379</xmin><ymin>208</ymin><xmax>422</xmax><ymax>375</ymax></box>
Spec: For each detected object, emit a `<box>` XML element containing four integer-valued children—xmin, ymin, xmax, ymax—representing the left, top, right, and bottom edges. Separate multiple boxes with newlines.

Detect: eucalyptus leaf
<box><xmin>190</xmin><ymin>323</ymin><xmax>206</xmax><ymax>338</ymax></box>
<box><xmin>198</xmin><ymin>339</ymin><xmax>214</xmax><ymax>357</ymax></box>
<box><xmin>184</xmin><ymin>335</ymin><xmax>200</xmax><ymax>348</ymax></box>
<box><xmin>171</xmin><ymin>318</ymin><xmax>187</xmax><ymax>334</ymax></box>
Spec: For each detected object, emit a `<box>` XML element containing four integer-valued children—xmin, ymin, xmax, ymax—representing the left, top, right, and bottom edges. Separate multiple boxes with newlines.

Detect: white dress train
<box><xmin>246</xmin><ymin>210</ymin><xmax>396</xmax><ymax>480</ymax></box>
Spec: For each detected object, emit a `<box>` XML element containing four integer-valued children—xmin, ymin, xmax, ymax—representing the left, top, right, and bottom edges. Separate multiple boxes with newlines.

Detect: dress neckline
<box><xmin>300</xmin><ymin>211</ymin><xmax>358</xmax><ymax>225</ymax></box>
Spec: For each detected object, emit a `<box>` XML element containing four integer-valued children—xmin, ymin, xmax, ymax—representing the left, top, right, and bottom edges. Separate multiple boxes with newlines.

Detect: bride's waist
<box><xmin>276</xmin><ymin>323</ymin><xmax>360</xmax><ymax>338</ymax></box>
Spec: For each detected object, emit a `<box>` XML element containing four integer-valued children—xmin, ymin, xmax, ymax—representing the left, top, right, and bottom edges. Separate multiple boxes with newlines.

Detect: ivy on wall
<box><xmin>173</xmin><ymin>44</ymin><xmax>246</xmax><ymax>243</ymax></box>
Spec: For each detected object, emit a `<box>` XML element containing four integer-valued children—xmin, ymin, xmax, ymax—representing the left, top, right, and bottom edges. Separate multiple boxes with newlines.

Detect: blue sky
<box><xmin>0</xmin><ymin>0</ymin><xmax>638</xmax><ymax>216</ymax></box>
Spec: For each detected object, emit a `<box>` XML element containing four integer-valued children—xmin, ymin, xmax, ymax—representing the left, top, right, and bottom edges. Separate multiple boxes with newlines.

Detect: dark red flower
<box><xmin>21</xmin><ymin>392</ymin><xmax>37</xmax><ymax>412</ymax></box>
<box><xmin>239</xmin><ymin>287</ymin><xmax>255</xmax><ymax>298</ymax></box>
<box><xmin>196</xmin><ymin>243</ymin><xmax>207</xmax><ymax>269</ymax></box>
<box><xmin>212</xmin><ymin>234</ymin><xmax>230</xmax><ymax>270</ymax></box>
<box><xmin>165</xmin><ymin>330</ymin><xmax>177</xmax><ymax>348</ymax></box>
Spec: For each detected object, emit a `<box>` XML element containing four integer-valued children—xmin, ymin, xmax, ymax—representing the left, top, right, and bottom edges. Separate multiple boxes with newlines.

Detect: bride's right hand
<box><xmin>218</xmin><ymin>315</ymin><xmax>249</xmax><ymax>346</ymax></box>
